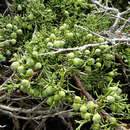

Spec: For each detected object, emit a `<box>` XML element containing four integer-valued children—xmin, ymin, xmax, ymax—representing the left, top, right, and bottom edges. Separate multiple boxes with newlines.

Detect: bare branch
<box><xmin>0</xmin><ymin>94</ymin><xmax>7</xmax><ymax>102</ymax></box>
<box><xmin>0</xmin><ymin>125</ymin><xmax>6</xmax><ymax>128</ymax></box>
<box><xmin>76</xmin><ymin>25</ymin><xmax>130</xmax><ymax>43</ymax></box>
<box><xmin>38</xmin><ymin>42</ymin><xmax>108</xmax><ymax>56</ymax></box>
<box><xmin>120</xmin><ymin>8</ymin><xmax>130</xmax><ymax>16</ymax></box>
<box><xmin>0</xmin><ymin>102</ymin><xmax>47</xmax><ymax>114</ymax></box>
<box><xmin>0</xmin><ymin>109</ymin><xmax>73</xmax><ymax>120</ymax></box>
<box><xmin>91</xmin><ymin>0</ymin><xmax>130</xmax><ymax>32</ymax></box>
<box><xmin>0</xmin><ymin>40</ymin><xmax>12</xmax><ymax>45</ymax></box>
<box><xmin>4</xmin><ymin>0</ymin><xmax>13</xmax><ymax>15</ymax></box>
<box><xmin>91</xmin><ymin>0</ymin><xmax>119</xmax><ymax>13</ymax></box>
<box><xmin>119</xmin><ymin>17</ymin><xmax>130</xmax><ymax>33</ymax></box>
<box><xmin>75</xmin><ymin>25</ymin><xmax>107</xmax><ymax>40</ymax></box>
<box><xmin>109</xmin><ymin>14</ymin><xmax>130</xmax><ymax>23</ymax></box>
<box><xmin>112</xmin><ymin>13</ymin><xmax>121</xmax><ymax>31</ymax></box>
<box><xmin>112</xmin><ymin>8</ymin><xmax>130</xmax><ymax>31</ymax></box>
<box><xmin>32</xmin><ymin>23</ymin><xmax>37</xmax><ymax>39</ymax></box>
<box><xmin>0</xmin><ymin>72</ymin><xmax>15</xmax><ymax>89</ymax></box>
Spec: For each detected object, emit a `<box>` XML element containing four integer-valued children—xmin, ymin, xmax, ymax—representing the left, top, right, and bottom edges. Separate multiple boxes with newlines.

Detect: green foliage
<box><xmin>0</xmin><ymin>0</ymin><xmax>129</xmax><ymax>129</ymax></box>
